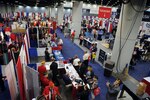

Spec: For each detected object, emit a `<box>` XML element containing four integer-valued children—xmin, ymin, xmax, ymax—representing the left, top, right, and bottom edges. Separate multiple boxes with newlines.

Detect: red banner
<box><xmin>98</xmin><ymin>7</ymin><xmax>112</xmax><ymax>18</ymax></box>
<box><xmin>16</xmin><ymin>57</ymin><xmax>26</xmax><ymax>100</ymax></box>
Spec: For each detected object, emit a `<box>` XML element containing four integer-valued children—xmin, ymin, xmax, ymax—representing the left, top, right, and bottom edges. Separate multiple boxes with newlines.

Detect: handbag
<box><xmin>93</xmin><ymin>87</ymin><xmax>101</xmax><ymax>96</ymax></box>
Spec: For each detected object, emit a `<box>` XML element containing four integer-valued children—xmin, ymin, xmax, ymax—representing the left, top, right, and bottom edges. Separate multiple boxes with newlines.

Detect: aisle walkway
<box><xmin>56</xmin><ymin>29</ymin><xmax>115</xmax><ymax>100</ymax></box>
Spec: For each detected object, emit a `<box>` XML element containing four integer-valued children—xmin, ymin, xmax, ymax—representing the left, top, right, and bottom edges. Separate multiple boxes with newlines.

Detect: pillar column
<box><xmin>111</xmin><ymin>0</ymin><xmax>147</xmax><ymax>73</ymax></box>
<box><xmin>72</xmin><ymin>1</ymin><xmax>83</xmax><ymax>38</ymax></box>
<box><xmin>46</xmin><ymin>7</ymin><xmax>51</xmax><ymax>17</ymax></box>
<box><xmin>50</xmin><ymin>7</ymin><xmax>56</xmax><ymax>18</ymax></box>
<box><xmin>57</xmin><ymin>5</ymin><xmax>64</xmax><ymax>25</ymax></box>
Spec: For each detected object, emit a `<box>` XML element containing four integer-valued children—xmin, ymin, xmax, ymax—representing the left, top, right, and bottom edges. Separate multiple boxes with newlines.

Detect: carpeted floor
<box><xmin>1</xmin><ymin>28</ymin><xmax>149</xmax><ymax>100</ymax></box>
<box><xmin>0</xmin><ymin>81</ymin><xmax>11</xmax><ymax>100</ymax></box>
<box><xmin>56</xmin><ymin>28</ymin><xmax>116</xmax><ymax>100</ymax></box>
<box><xmin>129</xmin><ymin>61</ymin><xmax>150</xmax><ymax>81</ymax></box>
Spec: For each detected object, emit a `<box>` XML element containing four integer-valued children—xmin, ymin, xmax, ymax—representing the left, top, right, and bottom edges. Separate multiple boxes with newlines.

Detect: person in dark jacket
<box><xmin>45</xmin><ymin>48</ymin><xmax>50</xmax><ymax>62</ymax></box>
<box><xmin>78</xmin><ymin>61</ymin><xmax>88</xmax><ymax>80</ymax></box>
<box><xmin>50</xmin><ymin>58</ymin><xmax>59</xmax><ymax>86</ymax></box>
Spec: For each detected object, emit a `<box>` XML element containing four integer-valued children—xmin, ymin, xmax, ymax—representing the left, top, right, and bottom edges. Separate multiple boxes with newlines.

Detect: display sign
<box><xmin>98</xmin><ymin>49</ymin><xmax>107</xmax><ymax>64</ymax></box>
<box><xmin>98</xmin><ymin>7</ymin><xmax>112</xmax><ymax>18</ymax></box>
<box><xmin>142</xmin><ymin>11</ymin><xmax>150</xmax><ymax>22</ymax></box>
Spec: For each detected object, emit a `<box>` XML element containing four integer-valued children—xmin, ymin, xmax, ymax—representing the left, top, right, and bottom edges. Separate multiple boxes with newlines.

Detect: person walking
<box><xmin>71</xmin><ymin>30</ymin><xmax>75</xmax><ymax>43</ymax></box>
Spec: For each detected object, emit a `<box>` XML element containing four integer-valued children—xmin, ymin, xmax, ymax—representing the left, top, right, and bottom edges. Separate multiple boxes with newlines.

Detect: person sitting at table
<box><xmin>73</xmin><ymin>55</ymin><xmax>80</xmax><ymax>70</ymax></box>
<box><xmin>50</xmin><ymin>58</ymin><xmax>59</xmax><ymax>86</ymax></box>
<box><xmin>86</xmin><ymin>66</ymin><xmax>94</xmax><ymax>80</ymax></box>
<box><xmin>45</xmin><ymin>48</ymin><xmax>50</xmax><ymax>62</ymax></box>
<box><xmin>106</xmin><ymin>79</ymin><xmax>121</xmax><ymax>100</ymax></box>
<box><xmin>62</xmin><ymin>70</ymin><xmax>72</xmax><ymax>88</ymax></box>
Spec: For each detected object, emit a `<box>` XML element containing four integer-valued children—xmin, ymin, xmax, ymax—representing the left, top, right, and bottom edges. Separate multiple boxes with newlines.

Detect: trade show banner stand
<box><xmin>5</xmin><ymin>60</ymin><xmax>18</xmax><ymax>100</ymax></box>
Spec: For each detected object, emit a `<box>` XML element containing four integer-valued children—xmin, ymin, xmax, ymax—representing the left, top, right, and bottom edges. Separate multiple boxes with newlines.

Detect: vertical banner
<box><xmin>24</xmin><ymin>35</ymin><xmax>30</xmax><ymax>64</ymax></box>
<box><xmin>16</xmin><ymin>57</ymin><xmax>26</xmax><ymax>100</ymax></box>
<box><xmin>25</xmin><ymin>66</ymin><xmax>40</xmax><ymax>99</ymax></box>
<box><xmin>5</xmin><ymin>60</ymin><xmax>18</xmax><ymax>100</ymax></box>
<box><xmin>98</xmin><ymin>7</ymin><xmax>112</xmax><ymax>18</ymax></box>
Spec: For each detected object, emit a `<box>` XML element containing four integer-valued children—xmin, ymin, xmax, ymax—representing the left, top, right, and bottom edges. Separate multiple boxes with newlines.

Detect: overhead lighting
<box><xmin>26</xmin><ymin>6</ymin><xmax>31</xmax><ymax>9</ymax></box>
<box><xmin>34</xmin><ymin>6</ymin><xmax>38</xmax><ymax>9</ymax></box>
<box><xmin>18</xmin><ymin>5</ymin><xmax>23</xmax><ymax>8</ymax></box>
<box><xmin>15</xmin><ymin>1</ymin><xmax>18</xmax><ymax>3</ymax></box>
<box><xmin>87</xmin><ymin>4</ymin><xmax>91</xmax><ymax>7</ymax></box>
<box><xmin>93</xmin><ymin>4</ymin><xmax>97</xmax><ymax>8</ymax></box>
<box><xmin>67</xmin><ymin>9</ymin><xmax>71</xmax><ymax>12</ymax></box>
<box><xmin>41</xmin><ymin>7</ymin><xmax>45</xmax><ymax>10</ymax></box>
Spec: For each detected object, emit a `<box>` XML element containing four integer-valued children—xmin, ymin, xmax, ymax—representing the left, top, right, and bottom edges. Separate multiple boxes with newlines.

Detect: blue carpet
<box><xmin>56</xmin><ymin>28</ymin><xmax>116</xmax><ymax>100</ymax></box>
<box><xmin>129</xmin><ymin>61</ymin><xmax>150</xmax><ymax>81</ymax></box>
<box><xmin>0</xmin><ymin>81</ymin><xmax>11</xmax><ymax>100</ymax></box>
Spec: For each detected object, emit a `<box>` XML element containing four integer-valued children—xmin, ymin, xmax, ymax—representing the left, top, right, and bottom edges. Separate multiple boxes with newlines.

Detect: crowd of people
<box><xmin>0</xmin><ymin>14</ymin><xmax>24</xmax><ymax>65</ymax></box>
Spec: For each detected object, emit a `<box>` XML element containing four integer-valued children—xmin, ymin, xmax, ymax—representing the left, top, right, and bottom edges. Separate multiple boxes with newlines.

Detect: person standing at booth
<box><xmin>50</xmin><ymin>58</ymin><xmax>59</xmax><ymax>86</ymax></box>
<box><xmin>79</xmin><ymin>32</ymin><xmax>84</xmax><ymax>46</ymax></box>
<box><xmin>45</xmin><ymin>48</ymin><xmax>50</xmax><ymax>62</ymax></box>
<box><xmin>83</xmin><ymin>51</ymin><xmax>90</xmax><ymax>67</ymax></box>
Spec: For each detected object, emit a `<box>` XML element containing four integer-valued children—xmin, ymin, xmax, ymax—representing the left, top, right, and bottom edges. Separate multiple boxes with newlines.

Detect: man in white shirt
<box><xmin>57</xmin><ymin>38</ymin><xmax>63</xmax><ymax>46</ymax></box>
<box><xmin>83</xmin><ymin>51</ymin><xmax>90</xmax><ymax>67</ymax></box>
<box><xmin>73</xmin><ymin>55</ymin><xmax>80</xmax><ymax>70</ymax></box>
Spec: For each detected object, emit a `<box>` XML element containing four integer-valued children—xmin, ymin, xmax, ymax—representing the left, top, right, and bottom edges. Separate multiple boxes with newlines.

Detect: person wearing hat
<box><xmin>38</xmin><ymin>61</ymin><xmax>50</xmax><ymax>87</ymax></box>
<box><xmin>42</xmin><ymin>81</ymin><xmax>61</xmax><ymax>100</ymax></box>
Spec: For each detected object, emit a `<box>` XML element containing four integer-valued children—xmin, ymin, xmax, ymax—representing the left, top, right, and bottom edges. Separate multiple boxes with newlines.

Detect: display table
<box><xmin>83</xmin><ymin>38</ymin><xmax>97</xmax><ymax>49</ymax></box>
<box><xmin>53</xmin><ymin>50</ymin><xmax>65</xmax><ymax>61</ymax></box>
<box><xmin>64</xmin><ymin>63</ymin><xmax>84</xmax><ymax>87</ymax></box>
<box><xmin>64</xmin><ymin>63</ymin><xmax>85</xmax><ymax>99</ymax></box>
<box><xmin>141</xmin><ymin>77</ymin><xmax>150</xmax><ymax>95</ymax></box>
<box><xmin>37</xmin><ymin>61</ymin><xmax>65</xmax><ymax>70</ymax></box>
<box><xmin>118</xmin><ymin>75</ymin><xmax>149</xmax><ymax>100</ymax></box>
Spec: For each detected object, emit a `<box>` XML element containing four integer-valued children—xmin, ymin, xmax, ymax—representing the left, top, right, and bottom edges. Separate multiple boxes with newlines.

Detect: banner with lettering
<box><xmin>98</xmin><ymin>7</ymin><xmax>112</xmax><ymax>18</ymax></box>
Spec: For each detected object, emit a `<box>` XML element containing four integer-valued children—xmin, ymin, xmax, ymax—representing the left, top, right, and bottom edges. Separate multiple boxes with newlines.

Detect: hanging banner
<box><xmin>25</xmin><ymin>66</ymin><xmax>40</xmax><ymax>99</ymax></box>
<box><xmin>5</xmin><ymin>60</ymin><xmax>18</xmax><ymax>100</ymax></box>
<box><xmin>16</xmin><ymin>57</ymin><xmax>26</xmax><ymax>100</ymax></box>
<box><xmin>98</xmin><ymin>7</ymin><xmax>112</xmax><ymax>18</ymax></box>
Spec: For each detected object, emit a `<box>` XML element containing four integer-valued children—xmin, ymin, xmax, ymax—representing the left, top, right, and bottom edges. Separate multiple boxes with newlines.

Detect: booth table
<box><xmin>64</xmin><ymin>63</ymin><xmax>85</xmax><ymax>99</ymax></box>
<box><xmin>83</xmin><ymin>38</ymin><xmax>97</xmax><ymax>49</ymax></box>
<box><xmin>37</xmin><ymin>61</ymin><xmax>65</xmax><ymax>70</ymax></box>
<box><xmin>53</xmin><ymin>50</ymin><xmax>65</xmax><ymax>61</ymax></box>
<box><xmin>142</xmin><ymin>77</ymin><xmax>150</xmax><ymax>95</ymax></box>
<box><xmin>118</xmin><ymin>75</ymin><xmax>149</xmax><ymax>100</ymax></box>
<box><xmin>64</xmin><ymin>63</ymin><xmax>84</xmax><ymax>87</ymax></box>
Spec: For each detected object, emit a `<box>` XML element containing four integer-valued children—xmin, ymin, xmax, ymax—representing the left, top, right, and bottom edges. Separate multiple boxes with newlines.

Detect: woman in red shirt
<box><xmin>71</xmin><ymin>30</ymin><xmax>75</xmax><ymax>43</ymax></box>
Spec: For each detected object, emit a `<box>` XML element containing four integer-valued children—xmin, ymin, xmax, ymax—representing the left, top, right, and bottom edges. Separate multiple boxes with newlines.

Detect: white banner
<box><xmin>90</xmin><ymin>9</ymin><xmax>98</xmax><ymax>14</ymax></box>
<box><xmin>25</xmin><ymin>66</ymin><xmax>40</xmax><ymax>99</ymax></box>
<box><xmin>5</xmin><ymin>60</ymin><xmax>18</xmax><ymax>100</ymax></box>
